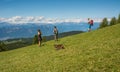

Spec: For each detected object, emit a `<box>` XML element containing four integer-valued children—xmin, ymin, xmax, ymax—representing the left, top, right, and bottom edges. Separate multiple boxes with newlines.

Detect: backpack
<box><xmin>54</xmin><ymin>29</ymin><xmax>58</xmax><ymax>34</ymax></box>
<box><xmin>90</xmin><ymin>20</ymin><xmax>94</xmax><ymax>26</ymax></box>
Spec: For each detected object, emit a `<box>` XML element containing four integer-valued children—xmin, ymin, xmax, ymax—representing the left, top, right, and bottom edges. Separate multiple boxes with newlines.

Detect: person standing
<box><xmin>53</xmin><ymin>26</ymin><xmax>58</xmax><ymax>41</ymax></box>
<box><xmin>38</xmin><ymin>29</ymin><xmax>42</xmax><ymax>47</ymax></box>
<box><xmin>88</xmin><ymin>18</ymin><xmax>94</xmax><ymax>32</ymax></box>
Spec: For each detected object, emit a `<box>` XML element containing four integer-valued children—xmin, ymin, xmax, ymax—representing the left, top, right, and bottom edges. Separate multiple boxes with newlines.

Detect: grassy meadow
<box><xmin>0</xmin><ymin>24</ymin><xmax>120</xmax><ymax>72</ymax></box>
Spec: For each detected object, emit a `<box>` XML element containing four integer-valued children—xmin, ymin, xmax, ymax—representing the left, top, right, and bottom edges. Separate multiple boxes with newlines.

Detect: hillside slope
<box><xmin>0</xmin><ymin>24</ymin><xmax>120</xmax><ymax>72</ymax></box>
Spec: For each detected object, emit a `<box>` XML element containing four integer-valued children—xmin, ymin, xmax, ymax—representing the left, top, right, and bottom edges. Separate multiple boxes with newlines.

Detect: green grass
<box><xmin>0</xmin><ymin>24</ymin><xmax>120</xmax><ymax>72</ymax></box>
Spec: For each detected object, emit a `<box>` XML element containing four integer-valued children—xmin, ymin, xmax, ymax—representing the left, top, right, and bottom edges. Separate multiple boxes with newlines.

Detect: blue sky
<box><xmin>0</xmin><ymin>0</ymin><xmax>120</xmax><ymax>19</ymax></box>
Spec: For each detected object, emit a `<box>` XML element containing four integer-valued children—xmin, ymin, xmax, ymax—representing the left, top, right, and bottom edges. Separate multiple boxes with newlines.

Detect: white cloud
<box><xmin>0</xmin><ymin>16</ymin><xmax>108</xmax><ymax>24</ymax></box>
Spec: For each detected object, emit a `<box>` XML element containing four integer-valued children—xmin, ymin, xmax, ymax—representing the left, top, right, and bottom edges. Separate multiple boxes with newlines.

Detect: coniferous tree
<box><xmin>99</xmin><ymin>18</ymin><xmax>108</xmax><ymax>28</ymax></box>
<box><xmin>0</xmin><ymin>41</ymin><xmax>7</xmax><ymax>52</ymax></box>
<box><xmin>110</xmin><ymin>17</ymin><xmax>117</xmax><ymax>26</ymax></box>
<box><xmin>33</xmin><ymin>35</ymin><xmax>38</xmax><ymax>44</ymax></box>
<box><xmin>117</xmin><ymin>14</ymin><xmax>120</xmax><ymax>23</ymax></box>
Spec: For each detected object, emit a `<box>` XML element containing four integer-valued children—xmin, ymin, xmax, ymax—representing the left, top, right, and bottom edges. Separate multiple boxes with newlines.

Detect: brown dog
<box><xmin>54</xmin><ymin>44</ymin><xmax>65</xmax><ymax>50</ymax></box>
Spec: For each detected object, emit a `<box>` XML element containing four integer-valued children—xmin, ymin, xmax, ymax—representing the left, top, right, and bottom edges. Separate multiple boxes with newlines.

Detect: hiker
<box><xmin>38</xmin><ymin>29</ymin><xmax>42</xmax><ymax>47</ymax></box>
<box><xmin>53</xmin><ymin>26</ymin><xmax>58</xmax><ymax>41</ymax></box>
<box><xmin>88</xmin><ymin>18</ymin><xmax>94</xmax><ymax>32</ymax></box>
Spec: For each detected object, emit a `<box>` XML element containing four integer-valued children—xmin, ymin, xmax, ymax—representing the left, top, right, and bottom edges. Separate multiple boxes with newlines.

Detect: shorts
<box><xmin>38</xmin><ymin>36</ymin><xmax>42</xmax><ymax>41</ymax></box>
<box><xmin>89</xmin><ymin>24</ymin><xmax>92</xmax><ymax>29</ymax></box>
<box><xmin>54</xmin><ymin>33</ymin><xmax>58</xmax><ymax>37</ymax></box>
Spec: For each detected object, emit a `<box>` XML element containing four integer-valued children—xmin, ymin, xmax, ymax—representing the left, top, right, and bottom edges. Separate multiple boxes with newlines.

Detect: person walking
<box><xmin>88</xmin><ymin>18</ymin><xmax>94</xmax><ymax>32</ymax></box>
<box><xmin>38</xmin><ymin>29</ymin><xmax>42</xmax><ymax>47</ymax></box>
<box><xmin>53</xmin><ymin>26</ymin><xmax>58</xmax><ymax>41</ymax></box>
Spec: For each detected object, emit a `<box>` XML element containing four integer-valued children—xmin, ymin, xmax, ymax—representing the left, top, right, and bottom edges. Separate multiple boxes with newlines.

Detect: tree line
<box><xmin>99</xmin><ymin>14</ymin><xmax>120</xmax><ymax>28</ymax></box>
